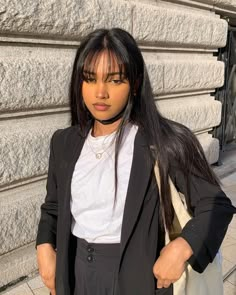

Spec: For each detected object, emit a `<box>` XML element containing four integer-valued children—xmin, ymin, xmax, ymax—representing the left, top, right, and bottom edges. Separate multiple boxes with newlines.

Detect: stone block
<box><xmin>0</xmin><ymin>50</ymin><xmax>224</xmax><ymax>112</ymax></box>
<box><xmin>0</xmin><ymin>47</ymin><xmax>75</xmax><ymax>112</ymax></box>
<box><xmin>223</xmin><ymin>280</ymin><xmax>236</xmax><ymax>295</ymax></box>
<box><xmin>0</xmin><ymin>182</ymin><xmax>46</xmax><ymax>255</ymax></box>
<box><xmin>161</xmin><ymin>60</ymin><xmax>224</xmax><ymax>94</ymax></box>
<box><xmin>2</xmin><ymin>283</ymin><xmax>34</xmax><ymax>295</ymax></box>
<box><xmin>197</xmin><ymin>133</ymin><xmax>220</xmax><ymax>164</ymax></box>
<box><xmin>193</xmin><ymin>0</ymin><xmax>236</xmax><ymax>11</ymax></box>
<box><xmin>0</xmin><ymin>0</ymin><xmax>132</xmax><ymax>39</ymax></box>
<box><xmin>0</xmin><ymin>114</ymin><xmax>69</xmax><ymax>186</ymax></box>
<box><xmin>27</xmin><ymin>276</ymin><xmax>44</xmax><ymax>291</ymax></box>
<box><xmin>0</xmin><ymin>243</ymin><xmax>37</xmax><ymax>288</ymax></box>
<box><xmin>146</xmin><ymin>62</ymin><xmax>164</xmax><ymax>93</ymax></box>
<box><xmin>0</xmin><ymin>0</ymin><xmax>229</xmax><ymax>48</ymax></box>
<box><xmin>132</xmin><ymin>2</ymin><xmax>228</xmax><ymax>48</ymax></box>
<box><xmin>156</xmin><ymin>95</ymin><xmax>222</xmax><ymax>131</ymax></box>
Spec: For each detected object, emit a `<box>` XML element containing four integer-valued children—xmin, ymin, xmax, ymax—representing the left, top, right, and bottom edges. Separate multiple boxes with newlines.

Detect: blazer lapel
<box><xmin>60</xmin><ymin>128</ymin><xmax>87</xmax><ymax>231</ymax></box>
<box><xmin>56</xmin><ymin>126</ymin><xmax>87</xmax><ymax>290</ymax></box>
<box><xmin>119</xmin><ymin>129</ymin><xmax>153</xmax><ymax>269</ymax></box>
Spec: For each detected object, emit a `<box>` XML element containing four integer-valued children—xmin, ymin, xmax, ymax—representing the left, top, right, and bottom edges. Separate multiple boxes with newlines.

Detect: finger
<box><xmin>163</xmin><ymin>280</ymin><xmax>172</xmax><ymax>288</ymax></box>
<box><xmin>157</xmin><ymin>279</ymin><xmax>171</xmax><ymax>289</ymax></box>
<box><xmin>157</xmin><ymin>279</ymin><xmax>164</xmax><ymax>289</ymax></box>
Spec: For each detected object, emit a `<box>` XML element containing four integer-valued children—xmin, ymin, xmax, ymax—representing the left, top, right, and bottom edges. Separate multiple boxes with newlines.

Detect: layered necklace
<box><xmin>87</xmin><ymin>129</ymin><xmax>117</xmax><ymax>159</ymax></box>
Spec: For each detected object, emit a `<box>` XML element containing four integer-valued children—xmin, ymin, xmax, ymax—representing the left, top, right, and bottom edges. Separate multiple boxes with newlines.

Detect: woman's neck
<box><xmin>92</xmin><ymin>119</ymin><xmax>122</xmax><ymax>137</ymax></box>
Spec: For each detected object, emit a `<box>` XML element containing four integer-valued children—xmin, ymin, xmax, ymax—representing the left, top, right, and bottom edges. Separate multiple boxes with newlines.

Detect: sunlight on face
<box><xmin>82</xmin><ymin>51</ymin><xmax>130</xmax><ymax>121</ymax></box>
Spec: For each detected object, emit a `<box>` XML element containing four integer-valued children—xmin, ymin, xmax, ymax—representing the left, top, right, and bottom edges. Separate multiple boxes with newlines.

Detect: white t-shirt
<box><xmin>70</xmin><ymin>123</ymin><xmax>138</xmax><ymax>243</ymax></box>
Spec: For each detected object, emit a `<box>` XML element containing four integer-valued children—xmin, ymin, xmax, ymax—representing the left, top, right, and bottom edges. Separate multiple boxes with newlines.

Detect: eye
<box><xmin>110</xmin><ymin>79</ymin><xmax>125</xmax><ymax>85</ymax></box>
<box><xmin>82</xmin><ymin>74</ymin><xmax>96</xmax><ymax>83</ymax></box>
<box><xmin>85</xmin><ymin>77</ymin><xmax>96</xmax><ymax>83</ymax></box>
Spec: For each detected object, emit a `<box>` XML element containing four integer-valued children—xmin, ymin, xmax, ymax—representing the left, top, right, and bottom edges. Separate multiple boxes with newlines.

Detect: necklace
<box><xmin>87</xmin><ymin>130</ymin><xmax>116</xmax><ymax>159</ymax></box>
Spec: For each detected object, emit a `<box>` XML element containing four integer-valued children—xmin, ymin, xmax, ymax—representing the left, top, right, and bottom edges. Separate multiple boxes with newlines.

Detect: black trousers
<box><xmin>74</xmin><ymin>237</ymin><xmax>120</xmax><ymax>295</ymax></box>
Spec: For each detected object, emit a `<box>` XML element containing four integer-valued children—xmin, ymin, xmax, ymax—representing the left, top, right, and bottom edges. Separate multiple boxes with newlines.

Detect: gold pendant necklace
<box><xmin>87</xmin><ymin>131</ymin><xmax>116</xmax><ymax>160</ymax></box>
<box><xmin>96</xmin><ymin>153</ymin><xmax>103</xmax><ymax>159</ymax></box>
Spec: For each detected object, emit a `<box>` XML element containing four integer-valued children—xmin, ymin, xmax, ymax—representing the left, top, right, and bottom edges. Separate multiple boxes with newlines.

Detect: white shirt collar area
<box><xmin>70</xmin><ymin>123</ymin><xmax>138</xmax><ymax>243</ymax></box>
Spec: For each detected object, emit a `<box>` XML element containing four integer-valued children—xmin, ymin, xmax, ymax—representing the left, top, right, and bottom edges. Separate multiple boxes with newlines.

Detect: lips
<box><xmin>93</xmin><ymin>103</ymin><xmax>111</xmax><ymax>111</ymax></box>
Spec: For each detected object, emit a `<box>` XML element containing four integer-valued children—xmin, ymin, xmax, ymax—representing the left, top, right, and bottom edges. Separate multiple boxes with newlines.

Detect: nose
<box><xmin>95</xmin><ymin>82</ymin><xmax>109</xmax><ymax>99</ymax></box>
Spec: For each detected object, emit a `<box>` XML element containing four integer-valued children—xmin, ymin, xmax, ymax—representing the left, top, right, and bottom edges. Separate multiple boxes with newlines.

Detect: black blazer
<box><xmin>36</xmin><ymin>125</ymin><xmax>236</xmax><ymax>295</ymax></box>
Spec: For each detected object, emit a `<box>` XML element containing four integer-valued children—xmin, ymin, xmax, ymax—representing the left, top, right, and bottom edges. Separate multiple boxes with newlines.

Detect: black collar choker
<box><xmin>93</xmin><ymin>107</ymin><xmax>126</xmax><ymax>125</ymax></box>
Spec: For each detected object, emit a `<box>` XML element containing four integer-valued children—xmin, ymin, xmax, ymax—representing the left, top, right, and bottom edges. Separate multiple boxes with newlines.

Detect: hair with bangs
<box><xmin>82</xmin><ymin>49</ymin><xmax>127</xmax><ymax>82</ymax></box>
<box><xmin>70</xmin><ymin>28</ymin><xmax>142</xmax><ymax>133</ymax></box>
<box><xmin>69</xmin><ymin>28</ymin><xmax>220</xmax><ymax>230</ymax></box>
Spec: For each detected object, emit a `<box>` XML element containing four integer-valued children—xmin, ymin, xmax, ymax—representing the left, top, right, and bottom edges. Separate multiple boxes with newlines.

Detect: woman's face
<box><xmin>81</xmin><ymin>51</ymin><xmax>130</xmax><ymax>121</ymax></box>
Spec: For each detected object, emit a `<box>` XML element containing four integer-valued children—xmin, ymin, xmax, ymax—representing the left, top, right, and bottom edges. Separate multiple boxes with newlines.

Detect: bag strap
<box><xmin>154</xmin><ymin>162</ymin><xmax>192</xmax><ymax>239</ymax></box>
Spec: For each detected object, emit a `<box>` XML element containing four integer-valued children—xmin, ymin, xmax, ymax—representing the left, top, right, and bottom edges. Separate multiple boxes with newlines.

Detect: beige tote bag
<box><xmin>154</xmin><ymin>163</ymin><xmax>224</xmax><ymax>295</ymax></box>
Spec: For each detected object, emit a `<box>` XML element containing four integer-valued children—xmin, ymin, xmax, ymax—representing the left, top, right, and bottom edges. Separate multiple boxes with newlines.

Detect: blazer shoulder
<box><xmin>51</xmin><ymin>125</ymin><xmax>84</xmax><ymax>154</ymax></box>
<box><xmin>52</xmin><ymin>125</ymin><xmax>81</xmax><ymax>143</ymax></box>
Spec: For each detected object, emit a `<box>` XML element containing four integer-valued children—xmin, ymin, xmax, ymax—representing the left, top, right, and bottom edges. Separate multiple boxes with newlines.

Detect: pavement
<box><xmin>214</xmin><ymin>144</ymin><xmax>236</xmax><ymax>295</ymax></box>
<box><xmin>1</xmin><ymin>145</ymin><xmax>236</xmax><ymax>295</ymax></box>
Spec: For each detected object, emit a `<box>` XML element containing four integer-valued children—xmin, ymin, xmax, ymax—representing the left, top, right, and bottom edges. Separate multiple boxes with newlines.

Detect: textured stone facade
<box><xmin>0</xmin><ymin>0</ymin><xmax>233</xmax><ymax>288</ymax></box>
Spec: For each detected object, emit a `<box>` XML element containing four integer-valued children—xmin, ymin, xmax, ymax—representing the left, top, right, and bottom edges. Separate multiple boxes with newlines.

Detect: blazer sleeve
<box><xmin>36</xmin><ymin>129</ymin><xmax>61</xmax><ymax>249</ymax></box>
<box><xmin>169</xmin><ymin>164</ymin><xmax>236</xmax><ymax>273</ymax></box>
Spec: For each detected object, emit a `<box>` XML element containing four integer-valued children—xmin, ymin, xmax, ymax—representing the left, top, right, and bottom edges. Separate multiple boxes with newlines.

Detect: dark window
<box><xmin>214</xmin><ymin>25</ymin><xmax>236</xmax><ymax>151</ymax></box>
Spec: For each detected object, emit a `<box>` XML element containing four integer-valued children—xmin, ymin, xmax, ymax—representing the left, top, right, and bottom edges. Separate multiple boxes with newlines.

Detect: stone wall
<box><xmin>0</xmin><ymin>0</ymin><xmax>232</xmax><ymax>288</ymax></box>
<box><xmin>168</xmin><ymin>0</ymin><xmax>236</xmax><ymax>15</ymax></box>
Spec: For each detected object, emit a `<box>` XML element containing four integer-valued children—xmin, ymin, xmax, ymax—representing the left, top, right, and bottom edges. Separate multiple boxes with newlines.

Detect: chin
<box><xmin>94</xmin><ymin>115</ymin><xmax>113</xmax><ymax>121</ymax></box>
<box><xmin>91</xmin><ymin>112</ymin><xmax>113</xmax><ymax>121</ymax></box>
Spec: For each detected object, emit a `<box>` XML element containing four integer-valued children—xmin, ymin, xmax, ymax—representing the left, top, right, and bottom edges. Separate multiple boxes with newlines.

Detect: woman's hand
<box><xmin>153</xmin><ymin>237</ymin><xmax>193</xmax><ymax>289</ymax></box>
<box><xmin>37</xmin><ymin>243</ymin><xmax>56</xmax><ymax>295</ymax></box>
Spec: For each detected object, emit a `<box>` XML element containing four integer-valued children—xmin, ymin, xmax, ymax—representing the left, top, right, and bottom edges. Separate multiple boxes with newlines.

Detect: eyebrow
<box><xmin>83</xmin><ymin>71</ymin><xmax>125</xmax><ymax>77</ymax></box>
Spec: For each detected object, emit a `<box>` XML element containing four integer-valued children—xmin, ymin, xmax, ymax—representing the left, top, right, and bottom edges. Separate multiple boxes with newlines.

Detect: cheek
<box><xmin>81</xmin><ymin>83</ymin><xmax>89</xmax><ymax>99</ymax></box>
<box><xmin>112</xmin><ymin>84</ymin><xmax>129</xmax><ymax>98</ymax></box>
<box><xmin>81</xmin><ymin>83</ymin><xmax>95</xmax><ymax>108</ymax></box>
<box><xmin>115</xmin><ymin>86</ymin><xmax>130</xmax><ymax>105</ymax></box>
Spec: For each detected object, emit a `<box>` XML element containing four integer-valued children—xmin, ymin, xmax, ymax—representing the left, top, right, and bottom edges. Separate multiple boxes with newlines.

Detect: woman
<box><xmin>36</xmin><ymin>28</ymin><xmax>236</xmax><ymax>295</ymax></box>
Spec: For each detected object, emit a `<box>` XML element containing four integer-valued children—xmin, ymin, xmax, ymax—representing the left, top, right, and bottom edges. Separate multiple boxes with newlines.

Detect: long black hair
<box><xmin>69</xmin><ymin>28</ymin><xmax>220</xmax><ymax>230</ymax></box>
